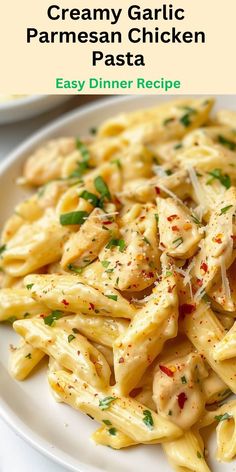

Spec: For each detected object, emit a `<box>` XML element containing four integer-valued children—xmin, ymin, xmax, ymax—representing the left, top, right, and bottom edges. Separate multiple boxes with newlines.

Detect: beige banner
<box><xmin>0</xmin><ymin>0</ymin><xmax>235</xmax><ymax>94</ymax></box>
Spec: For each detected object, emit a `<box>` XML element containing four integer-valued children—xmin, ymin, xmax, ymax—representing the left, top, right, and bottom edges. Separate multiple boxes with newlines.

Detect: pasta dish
<box><xmin>1</xmin><ymin>98</ymin><xmax>236</xmax><ymax>471</ymax></box>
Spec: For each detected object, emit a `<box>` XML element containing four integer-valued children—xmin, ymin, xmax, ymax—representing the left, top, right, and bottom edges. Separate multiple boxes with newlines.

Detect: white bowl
<box><xmin>0</xmin><ymin>95</ymin><xmax>71</xmax><ymax>124</ymax></box>
<box><xmin>0</xmin><ymin>95</ymin><xmax>235</xmax><ymax>472</ymax></box>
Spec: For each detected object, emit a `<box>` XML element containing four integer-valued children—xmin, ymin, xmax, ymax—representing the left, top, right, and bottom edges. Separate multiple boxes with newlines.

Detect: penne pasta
<box><xmin>14</xmin><ymin>317</ymin><xmax>111</xmax><ymax>389</ymax></box>
<box><xmin>48</xmin><ymin>369</ymin><xmax>182</xmax><ymax>443</ymax></box>
<box><xmin>23</xmin><ymin>273</ymin><xmax>136</xmax><ymax>319</ymax></box>
<box><xmin>113</xmin><ymin>275</ymin><xmax>179</xmax><ymax>395</ymax></box>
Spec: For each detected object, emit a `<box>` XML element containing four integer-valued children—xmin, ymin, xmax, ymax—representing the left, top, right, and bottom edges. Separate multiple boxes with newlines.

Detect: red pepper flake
<box><xmin>119</xmin><ymin>357</ymin><xmax>124</xmax><ymax>364</ymax></box>
<box><xmin>155</xmin><ymin>187</ymin><xmax>161</xmax><ymax>195</ymax></box>
<box><xmin>177</xmin><ymin>392</ymin><xmax>187</xmax><ymax>409</ymax></box>
<box><xmin>114</xmin><ymin>196</ymin><xmax>121</xmax><ymax>206</ymax></box>
<box><xmin>102</xmin><ymin>220</ymin><xmax>113</xmax><ymax>225</ymax></box>
<box><xmin>167</xmin><ymin>214</ymin><xmax>178</xmax><ymax>222</ymax></box>
<box><xmin>196</xmin><ymin>278</ymin><xmax>203</xmax><ymax>287</ymax></box>
<box><xmin>62</xmin><ymin>299</ymin><xmax>69</xmax><ymax>306</ymax></box>
<box><xmin>171</xmin><ymin>225</ymin><xmax>179</xmax><ymax>231</ymax></box>
<box><xmin>89</xmin><ymin>303</ymin><xmax>95</xmax><ymax>310</ymax></box>
<box><xmin>160</xmin><ymin>242</ymin><xmax>166</xmax><ymax>248</ymax></box>
<box><xmin>200</xmin><ymin>262</ymin><xmax>208</xmax><ymax>273</ymax></box>
<box><xmin>129</xmin><ymin>387</ymin><xmax>143</xmax><ymax>398</ymax></box>
<box><xmin>159</xmin><ymin>365</ymin><xmax>174</xmax><ymax>377</ymax></box>
<box><xmin>179</xmin><ymin>303</ymin><xmax>196</xmax><ymax>317</ymax></box>
<box><xmin>213</xmin><ymin>236</ymin><xmax>222</xmax><ymax>244</ymax></box>
<box><xmin>168</xmin><ymin>284</ymin><xmax>176</xmax><ymax>293</ymax></box>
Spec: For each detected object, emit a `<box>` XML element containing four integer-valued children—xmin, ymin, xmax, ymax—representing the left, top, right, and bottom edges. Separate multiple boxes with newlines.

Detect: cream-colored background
<box><xmin>0</xmin><ymin>0</ymin><xmax>235</xmax><ymax>94</ymax></box>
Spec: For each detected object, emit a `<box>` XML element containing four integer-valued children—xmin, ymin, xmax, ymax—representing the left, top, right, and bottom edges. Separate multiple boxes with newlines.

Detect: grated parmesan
<box><xmin>220</xmin><ymin>258</ymin><xmax>231</xmax><ymax>302</ymax></box>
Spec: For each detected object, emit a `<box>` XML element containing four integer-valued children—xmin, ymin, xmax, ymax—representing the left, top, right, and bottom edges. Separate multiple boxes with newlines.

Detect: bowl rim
<box><xmin>0</xmin><ymin>94</ymin><xmax>51</xmax><ymax>111</ymax></box>
<box><xmin>0</xmin><ymin>94</ymin><xmax>72</xmax><ymax>112</ymax></box>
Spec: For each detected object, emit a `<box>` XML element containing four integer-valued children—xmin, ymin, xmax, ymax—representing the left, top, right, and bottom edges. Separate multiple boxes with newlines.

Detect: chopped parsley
<box><xmin>220</xmin><ymin>205</ymin><xmax>233</xmax><ymax>215</ymax></box>
<box><xmin>163</xmin><ymin>117</ymin><xmax>175</xmax><ymax>126</ymax></box>
<box><xmin>214</xmin><ymin>413</ymin><xmax>232</xmax><ymax>422</ymax></box>
<box><xmin>191</xmin><ymin>214</ymin><xmax>201</xmax><ymax>225</ymax></box>
<box><xmin>143</xmin><ymin>236</ymin><xmax>150</xmax><ymax>245</ymax></box>
<box><xmin>143</xmin><ymin>410</ymin><xmax>154</xmax><ymax>430</ymax></box>
<box><xmin>26</xmin><ymin>284</ymin><xmax>34</xmax><ymax>290</ymax></box>
<box><xmin>101</xmin><ymin>260</ymin><xmax>110</xmax><ymax>268</ymax></box>
<box><xmin>90</xmin><ymin>127</ymin><xmax>97</xmax><ymax>135</ymax></box>
<box><xmin>106</xmin><ymin>239</ymin><xmax>126</xmax><ymax>252</ymax></box>
<box><xmin>179</xmin><ymin>107</ymin><xmax>196</xmax><ymax>128</ymax></box>
<box><xmin>105</xmin><ymin>294</ymin><xmax>118</xmax><ymax>301</ymax></box>
<box><xmin>76</xmin><ymin>139</ymin><xmax>90</xmax><ymax>161</ymax></box>
<box><xmin>108</xmin><ymin>428</ymin><xmax>117</xmax><ymax>436</ymax></box>
<box><xmin>7</xmin><ymin>316</ymin><xmax>17</xmax><ymax>324</ymax></box>
<box><xmin>60</xmin><ymin>211</ymin><xmax>89</xmax><ymax>226</ymax></box>
<box><xmin>25</xmin><ymin>353</ymin><xmax>32</xmax><ymax>359</ymax></box>
<box><xmin>94</xmin><ymin>176</ymin><xmax>111</xmax><ymax>206</ymax></box>
<box><xmin>102</xmin><ymin>419</ymin><xmax>112</xmax><ymax>426</ymax></box>
<box><xmin>207</xmin><ymin>168</ymin><xmax>231</xmax><ymax>189</ymax></box>
<box><xmin>218</xmin><ymin>135</ymin><xmax>236</xmax><ymax>151</ymax></box>
<box><xmin>174</xmin><ymin>143</ymin><xmax>183</xmax><ymax>150</ymax></box>
<box><xmin>197</xmin><ymin>451</ymin><xmax>202</xmax><ymax>459</ymax></box>
<box><xmin>111</xmin><ymin>159</ymin><xmax>122</xmax><ymax>169</ymax></box>
<box><xmin>69</xmin><ymin>160</ymin><xmax>89</xmax><ymax>179</ymax></box>
<box><xmin>72</xmin><ymin>328</ymin><xmax>79</xmax><ymax>334</ymax></box>
<box><xmin>69</xmin><ymin>139</ymin><xmax>91</xmax><ymax>179</ymax></box>
<box><xmin>180</xmin><ymin>114</ymin><xmax>192</xmax><ymax>127</ymax></box>
<box><xmin>68</xmin><ymin>334</ymin><xmax>76</xmax><ymax>343</ymax></box>
<box><xmin>181</xmin><ymin>375</ymin><xmax>187</xmax><ymax>384</ymax></box>
<box><xmin>67</xmin><ymin>264</ymin><xmax>83</xmax><ymax>274</ymax></box>
<box><xmin>44</xmin><ymin>310</ymin><xmax>63</xmax><ymax>326</ymax></box>
<box><xmin>99</xmin><ymin>396</ymin><xmax>117</xmax><ymax>411</ymax></box>
<box><xmin>37</xmin><ymin>185</ymin><xmax>47</xmax><ymax>198</ymax></box>
<box><xmin>166</xmin><ymin>271</ymin><xmax>173</xmax><ymax>277</ymax></box>
<box><xmin>154</xmin><ymin>214</ymin><xmax>159</xmax><ymax>223</ymax></box>
<box><xmin>79</xmin><ymin>190</ymin><xmax>99</xmax><ymax>207</ymax></box>
<box><xmin>168</xmin><ymin>410</ymin><xmax>172</xmax><ymax>416</ymax></box>
<box><xmin>0</xmin><ymin>244</ymin><xmax>6</xmax><ymax>256</ymax></box>
<box><xmin>172</xmin><ymin>237</ymin><xmax>183</xmax><ymax>248</ymax></box>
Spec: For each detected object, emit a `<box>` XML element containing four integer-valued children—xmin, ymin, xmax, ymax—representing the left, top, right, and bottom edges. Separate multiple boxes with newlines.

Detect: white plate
<box><xmin>0</xmin><ymin>95</ymin><xmax>71</xmax><ymax>124</ymax></box>
<box><xmin>0</xmin><ymin>95</ymin><xmax>236</xmax><ymax>472</ymax></box>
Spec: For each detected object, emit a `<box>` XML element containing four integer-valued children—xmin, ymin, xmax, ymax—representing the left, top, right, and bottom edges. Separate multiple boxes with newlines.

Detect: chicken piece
<box><xmin>191</xmin><ymin>187</ymin><xmax>236</xmax><ymax>296</ymax></box>
<box><xmin>23</xmin><ymin>138</ymin><xmax>76</xmax><ymax>185</ymax></box>
<box><xmin>99</xmin><ymin>204</ymin><xmax>160</xmax><ymax>291</ymax></box>
<box><xmin>157</xmin><ymin>197</ymin><xmax>201</xmax><ymax>259</ymax></box>
<box><xmin>153</xmin><ymin>352</ymin><xmax>208</xmax><ymax>430</ymax></box>
<box><xmin>61</xmin><ymin>208</ymin><xmax>118</xmax><ymax>269</ymax></box>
